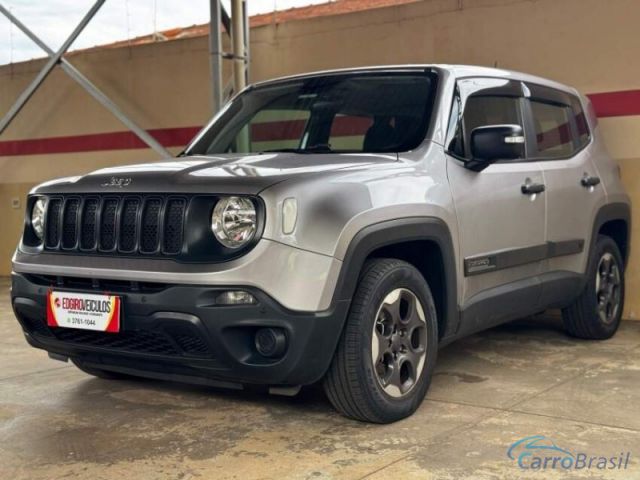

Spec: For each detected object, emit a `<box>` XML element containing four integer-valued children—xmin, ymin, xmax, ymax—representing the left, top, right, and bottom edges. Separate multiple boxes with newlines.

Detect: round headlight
<box><xmin>31</xmin><ymin>198</ymin><xmax>46</xmax><ymax>241</ymax></box>
<box><xmin>211</xmin><ymin>196</ymin><xmax>257</xmax><ymax>249</ymax></box>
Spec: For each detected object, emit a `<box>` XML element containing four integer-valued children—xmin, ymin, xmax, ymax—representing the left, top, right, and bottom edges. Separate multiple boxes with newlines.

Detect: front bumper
<box><xmin>11</xmin><ymin>273</ymin><xmax>350</xmax><ymax>388</ymax></box>
<box><xmin>12</xmin><ymin>238</ymin><xmax>344</xmax><ymax>312</ymax></box>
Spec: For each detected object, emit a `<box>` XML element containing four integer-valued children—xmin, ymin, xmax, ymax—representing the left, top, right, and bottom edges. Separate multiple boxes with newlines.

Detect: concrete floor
<box><xmin>1</xmin><ymin>276</ymin><xmax>639</xmax><ymax>479</ymax></box>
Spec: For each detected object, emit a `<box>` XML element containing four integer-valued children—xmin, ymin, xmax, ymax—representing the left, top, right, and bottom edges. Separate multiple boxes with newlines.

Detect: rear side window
<box><xmin>571</xmin><ymin>98</ymin><xmax>591</xmax><ymax>148</ymax></box>
<box><xmin>530</xmin><ymin>101</ymin><xmax>575</xmax><ymax>157</ymax></box>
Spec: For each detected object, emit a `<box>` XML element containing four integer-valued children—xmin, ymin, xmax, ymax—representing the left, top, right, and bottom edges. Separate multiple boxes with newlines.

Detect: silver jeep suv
<box><xmin>11</xmin><ymin>65</ymin><xmax>631</xmax><ymax>423</ymax></box>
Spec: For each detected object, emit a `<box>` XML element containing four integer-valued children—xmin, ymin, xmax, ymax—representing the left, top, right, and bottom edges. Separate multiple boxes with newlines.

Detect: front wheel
<box><xmin>562</xmin><ymin>235</ymin><xmax>625</xmax><ymax>339</ymax></box>
<box><xmin>323</xmin><ymin>258</ymin><xmax>438</xmax><ymax>423</ymax></box>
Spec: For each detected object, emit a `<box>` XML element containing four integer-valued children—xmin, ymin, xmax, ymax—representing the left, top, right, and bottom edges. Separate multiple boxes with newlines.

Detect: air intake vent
<box><xmin>140</xmin><ymin>198</ymin><xmax>162</xmax><ymax>253</ymax></box>
<box><xmin>163</xmin><ymin>199</ymin><xmax>186</xmax><ymax>255</ymax></box>
<box><xmin>61</xmin><ymin>198</ymin><xmax>80</xmax><ymax>249</ymax></box>
<box><xmin>119</xmin><ymin>198</ymin><xmax>140</xmax><ymax>252</ymax></box>
<box><xmin>45</xmin><ymin>198</ymin><xmax>62</xmax><ymax>248</ymax></box>
<box><xmin>99</xmin><ymin>198</ymin><xmax>119</xmax><ymax>251</ymax></box>
<box><xmin>80</xmin><ymin>198</ymin><xmax>99</xmax><ymax>250</ymax></box>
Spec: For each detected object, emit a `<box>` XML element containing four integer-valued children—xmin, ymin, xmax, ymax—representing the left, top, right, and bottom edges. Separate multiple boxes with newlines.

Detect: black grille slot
<box><xmin>163</xmin><ymin>199</ymin><xmax>186</xmax><ymax>254</ymax></box>
<box><xmin>119</xmin><ymin>198</ymin><xmax>140</xmax><ymax>252</ymax></box>
<box><xmin>45</xmin><ymin>199</ymin><xmax>62</xmax><ymax>248</ymax></box>
<box><xmin>99</xmin><ymin>198</ymin><xmax>119</xmax><ymax>251</ymax></box>
<box><xmin>140</xmin><ymin>198</ymin><xmax>162</xmax><ymax>253</ymax></box>
<box><xmin>61</xmin><ymin>199</ymin><xmax>80</xmax><ymax>249</ymax></box>
<box><xmin>80</xmin><ymin>198</ymin><xmax>99</xmax><ymax>250</ymax></box>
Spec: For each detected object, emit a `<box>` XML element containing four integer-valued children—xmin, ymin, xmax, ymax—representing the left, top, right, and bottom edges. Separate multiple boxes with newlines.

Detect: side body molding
<box><xmin>451</xmin><ymin>202</ymin><xmax>632</xmax><ymax>343</ymax></box>
<box><xmin>329</xmin><ymin>217</ymin><xmax>460</xmax><ymax>338</ymax></box>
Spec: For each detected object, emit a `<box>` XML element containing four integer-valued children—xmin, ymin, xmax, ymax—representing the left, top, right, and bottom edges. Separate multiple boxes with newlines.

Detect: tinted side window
<box><xmin>530</xmin><ymin>101</ymin><xmax>574</xmax><ymax>158</ymax></box>
<box><xmin>571</xmin><ymin>97</ymin><xmax>591</xmax><ymax>148</ymax></box>
<box><xmin>452</xmin><ymin>95</ymin><xmax>523</xmax><ymax>159</ymax></box>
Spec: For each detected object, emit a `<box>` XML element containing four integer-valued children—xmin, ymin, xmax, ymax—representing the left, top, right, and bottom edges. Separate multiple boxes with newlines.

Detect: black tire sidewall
<box><xmin>583</xmin><ymin>235</ymin><xmax>625</xmax><ymax>337</ymax></box>
<box><xmin>355</xmin><ymin>262</ymin><xmax>438</xmax><ymax>421</ymax></box>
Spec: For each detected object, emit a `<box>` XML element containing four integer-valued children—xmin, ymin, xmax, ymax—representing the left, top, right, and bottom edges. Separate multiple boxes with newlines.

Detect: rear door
<box><xmin>523</xmin><ymin>84</ymin><xmax>602</xmax><ymax>278</ymax></box>
<box><xmin>446</xmin><ymin>78</ymin><xmax>547</xmax><ymax>314</ymax></box>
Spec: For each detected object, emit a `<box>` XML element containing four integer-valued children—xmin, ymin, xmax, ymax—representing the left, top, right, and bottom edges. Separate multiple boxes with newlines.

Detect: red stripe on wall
<box><xmin>251</xmin><ymin>119</ymin><xmax>306</xmax><ymax>142</ymax></box>
<box><xmin>0</xmin><ymin>127</ymin><xmax>200</xmax><ymax>156</ymax></box>
<box><xmin>589</xmin><ymin>90</ymin><xmax>640</xmax><ymax>118</ymax></box>
<box><xmin>251</xmin><ymin>116</ymin><xmax>373</xmax><ymax>142</ymax></box>
<box><xmin>0</xmin><ymin>89</ymin><xmax>638</xmax><ymax>157</ymax></box>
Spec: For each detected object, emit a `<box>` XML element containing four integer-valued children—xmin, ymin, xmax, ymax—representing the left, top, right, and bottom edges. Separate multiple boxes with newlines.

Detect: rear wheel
<box><xmin>323</xmin><ymin>258</ymin><xmax>438</xmax><ymax>423</ymax></box>
<box><xmin>72</xmin><ymin>359</ymin><xmax>135</xmax><ymax>380</ymax></box>
<box><xmin>562</xmin><ymin>235</ymin><xmax>624</xmax><ymax>339</ymax></box>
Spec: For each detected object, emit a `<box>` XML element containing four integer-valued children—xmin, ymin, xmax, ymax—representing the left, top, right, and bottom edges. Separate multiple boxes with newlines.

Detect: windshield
<box><xmin>184</xmin><ymin>71</ymin><xmax>438</xmax><ymax>155</ymax></box>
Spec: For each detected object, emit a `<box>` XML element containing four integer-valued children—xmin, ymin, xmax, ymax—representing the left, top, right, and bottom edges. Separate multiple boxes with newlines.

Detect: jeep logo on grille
<box><xmin>101</xmin><ymin>177</ymin><xmax>132</xmax><ymax>188</ymax></box>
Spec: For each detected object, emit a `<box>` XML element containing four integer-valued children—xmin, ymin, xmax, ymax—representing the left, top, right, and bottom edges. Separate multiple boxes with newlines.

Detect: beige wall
<box><xmin>1</xmin><ymin>0</ymin><xmax>639</xmax><ymax>316</ymax></box>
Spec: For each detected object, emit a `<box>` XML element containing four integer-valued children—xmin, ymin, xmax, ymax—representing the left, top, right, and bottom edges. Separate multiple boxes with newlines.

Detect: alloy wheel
<box><xmin>595</xmin><ymin>252</ymin><xmax>622</xmax><ymax>325</ymax></box>
<box><xmin>371</xmin><ymin>288</ymin><xmax>428</xmax><ymax>398</ymax></box>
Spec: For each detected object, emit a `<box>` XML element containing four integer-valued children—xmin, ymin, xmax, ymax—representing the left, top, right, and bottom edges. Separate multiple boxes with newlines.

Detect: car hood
<box><xmin>32</xmin><ymin>153</ymin><xmax>398</xmax><ymax>195</ymax></box>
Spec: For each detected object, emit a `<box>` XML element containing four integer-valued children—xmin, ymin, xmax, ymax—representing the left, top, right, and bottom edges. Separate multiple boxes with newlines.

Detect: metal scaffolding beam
<box><xmin>209</xmin><ymin>0</ymin><xmax>249</xmax><ymax>114</ymax></box>
<box><xmin>209</xmin><ymin>0</ymin><xmax>224</xmax><ymax>113</ymax></box>
<box><xmin>242</xmin><ymin>0</ymin><xmax>250</xmax><ymax>85</ymax></box>
<box><xmin>0</xmin><ymin>1</ymin><xmax>248</xmax><ymax>154</ymax></box>
<box><xmin>231</xmin><ymin>0</ymin><xmax>247</xmax><ymax>95</ymax></box>
<box><xmin>0</xmin><ymin>1</ymin><xmax>171</xmax><ymax>158</ymax></box>
<box><xmin>0</xmin><ymin>1</ymin><xmax>104</xmax><ymax>134</ymax></box>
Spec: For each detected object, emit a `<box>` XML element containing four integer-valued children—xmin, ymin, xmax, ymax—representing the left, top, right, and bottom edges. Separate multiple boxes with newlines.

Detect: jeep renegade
<box><xmin>11</xmin><ymin>66</ymin><xmax>630</xmax><ymax>423</ymax></box>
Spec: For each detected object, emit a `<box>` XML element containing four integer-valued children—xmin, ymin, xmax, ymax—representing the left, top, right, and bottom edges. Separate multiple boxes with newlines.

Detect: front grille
<box><xmin>44</xmin><ymin>195</ymin><xmax>187</xmax><ymax>257</ymax></box>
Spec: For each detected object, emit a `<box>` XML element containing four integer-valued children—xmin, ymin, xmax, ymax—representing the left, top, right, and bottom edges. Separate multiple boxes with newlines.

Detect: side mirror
<box><xmin>466</xmin><ymin>124</ymin><xmax>525</xmax><ymax>172</ymax></box>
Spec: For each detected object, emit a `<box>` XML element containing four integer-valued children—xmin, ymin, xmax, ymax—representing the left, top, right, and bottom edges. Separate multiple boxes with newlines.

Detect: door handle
<box><xmin>521</xmin><ymin>182</ymin><xmax>546</xmax><ymax>195</ymax></box>
<box><xmin>581</xmin><ymin>175</ymin><xmax>601</xmax><ymax>188</ymax></box>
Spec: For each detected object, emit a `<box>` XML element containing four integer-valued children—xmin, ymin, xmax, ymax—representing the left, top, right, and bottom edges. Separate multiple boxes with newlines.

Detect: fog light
<box><xmin>216</xmin><ymin>290</ymin><xmax>256</xmax><ymax>305</ymax></box>
<box><xmin>255</xmin><ymin>328</ymin><xmax>287</xmax><ymax>358</ymax></box>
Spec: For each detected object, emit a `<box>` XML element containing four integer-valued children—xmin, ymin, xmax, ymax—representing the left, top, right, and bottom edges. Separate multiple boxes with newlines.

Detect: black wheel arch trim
<box><xmin>329</xmin><ymin>217</ymin><xmax>459</xmax><ymax>338</ymax></box>
<box><xmin>590</xmin><ymin>202</ymin><xmax>631</xmax><ymax>267</ymax></box>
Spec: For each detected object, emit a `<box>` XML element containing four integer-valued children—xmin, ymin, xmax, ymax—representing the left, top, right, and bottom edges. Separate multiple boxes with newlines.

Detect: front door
<box><xmin>445</xmin><ymin>78</ymin><xmax>547</xmax><ymax>325</ymax></box>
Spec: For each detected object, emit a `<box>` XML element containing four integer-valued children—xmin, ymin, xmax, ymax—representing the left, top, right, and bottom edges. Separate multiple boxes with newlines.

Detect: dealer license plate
<box><xmin>46</xmin><ymin>291</ymin><xmax>121</xmax><ymax>333</ymax></box>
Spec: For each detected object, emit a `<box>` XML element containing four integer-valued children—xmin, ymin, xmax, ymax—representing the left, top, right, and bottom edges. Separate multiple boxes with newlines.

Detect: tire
<box><xmin>323</xmin><ymin>258</ymin><xmax>439</xmax><ymax>423</ymax></box>
<box><xmin>72</xmin><ymin>359</ymin><xmax>135</xmax><ymax>380</ymax></box>
<box><xmin>562</xmin><ymin>235</ymin><xmax>625</xmax><ymax>340</ymax></box>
